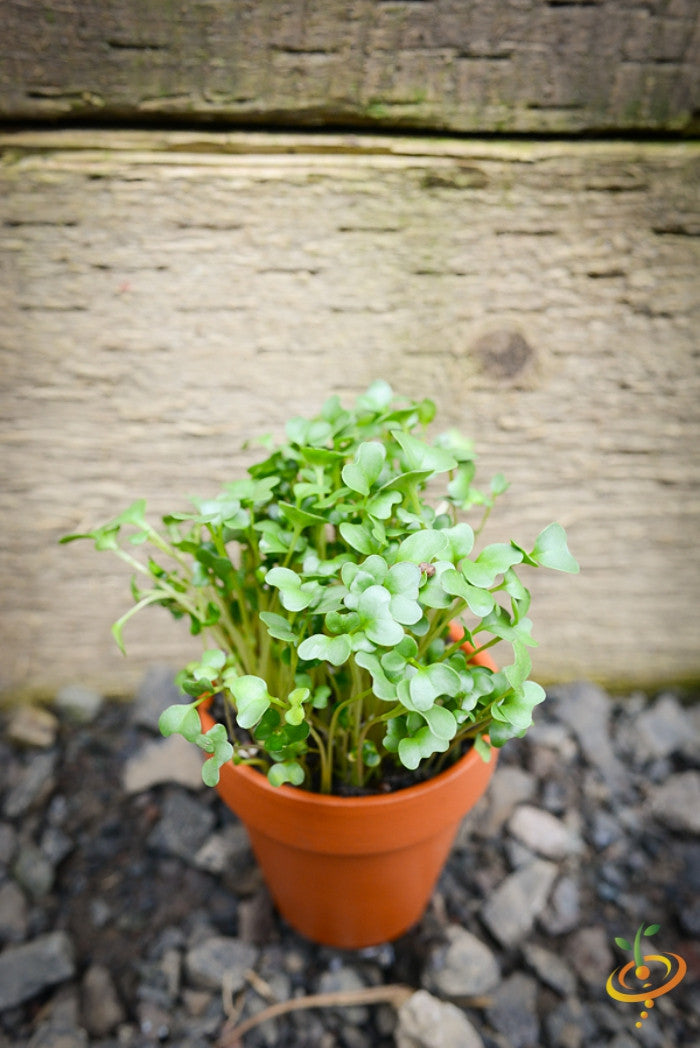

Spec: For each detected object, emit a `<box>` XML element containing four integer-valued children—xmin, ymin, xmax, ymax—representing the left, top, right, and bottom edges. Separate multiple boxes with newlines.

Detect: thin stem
<box><xmin>308</xmin><ymin>723</ymin><xmax>331</xmax><ymax>794</ymax></box>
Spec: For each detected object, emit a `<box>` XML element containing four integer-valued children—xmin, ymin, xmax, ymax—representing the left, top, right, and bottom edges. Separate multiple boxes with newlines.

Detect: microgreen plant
<box><xmin>62</xmin><ymin>381</ymin><xmax>578</xmax><ymax>793</ymax></box>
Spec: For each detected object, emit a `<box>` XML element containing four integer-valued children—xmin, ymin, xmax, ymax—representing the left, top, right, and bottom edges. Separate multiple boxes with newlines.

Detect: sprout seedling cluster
<box><xmin>63</xmin><ymin>382</ymin><xmax>578</xmax><ymax>793</ymax></box>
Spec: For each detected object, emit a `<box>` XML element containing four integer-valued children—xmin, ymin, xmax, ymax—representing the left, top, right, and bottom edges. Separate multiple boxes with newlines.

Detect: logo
<box><xmin>605</xmin><ymin>923</ymin><xmax>686</xmax><ymax>1030</ymax></box>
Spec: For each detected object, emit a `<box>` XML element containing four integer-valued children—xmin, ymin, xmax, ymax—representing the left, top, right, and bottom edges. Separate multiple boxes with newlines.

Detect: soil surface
<box><xmin>0</xmin><ymin>673</ymin><xmax>698</xmax><ymax>1048</ymax></box>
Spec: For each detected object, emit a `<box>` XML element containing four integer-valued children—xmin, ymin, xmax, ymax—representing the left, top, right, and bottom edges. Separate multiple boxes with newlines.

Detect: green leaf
<box><xmin>504</xmin><ymin>642</ymin><xmax>532</xmax><ymax>691</ymax></box>
<box><xmin>387</xmin><ymin>592</ymin><xmax>423</xmax><ymax>625</ymax></box>
<box><xmin>254</xmin><ymin>520</ymin><xmax>293</xmax><ymax>555</ymax></box>
<box><xmin>158</xmin><ymin>703</ymin><xmax>202</xmax><ymax>742</ymax></box>
<box><xmin>357</xmin><ymin>379</ymin><xmax>394</xmax><ymax>412</ymax></box>
<box><xmin>440</xmin><ymin>522</ymin><xmax>475</xmax><ymax>560</ymax></box>
<box><xmin>436</xmin><ymin>428</ymin><xmax>475</xmax><ymax>463</ymax></box>
<box><xmin>357</xmin><ymin>585</ymin><xmax>404</xmax><ymax>647</ymax></box>
<box><xmin>393</xmin><ymin>431</ymin><xmax>458</xmax><ymax>474</ymax></box>
<box><xmin>264</xmin><ymin>566</ymin><xmax>313</xmax><ymax>611</ymax></box>
<box><xmin>95</xmin><ymin>527</ymin><xmax>120</xmax><ymax>552</ymax></box>
<box><xmin>497</xmin><ymin>680</ymin><xmax>546</xmax><ymax>731</ymax></box>
<box><xmin>354</xmin><ymin>651</ymin><xmax>398</xmax><ymax>700</ymax></box>
<box><xmin>198</xmin><ymin>648</ymin><xmax>227</xmax><ymax>672</ymax></box>
<box><xmin>644</xmin><ymin>924</ymin><xmax>660</xmax><ymax>937</ymax></box>
<box><xmin>422</xmin><ymin>705</ymin><xmax>458</xmax><ymax>740</ymax></box>
<box><xmin>408</xmin><ymin>663</ymin><xmax>461</xmax><ymax>711</ymax></box>
<box><xmin>366</xmin><ymin>490</ymin><xmax>402</xmax><ymax>520</ymax></box>
<box><xmin>201</xmin><ymin>757</ymin><xmax>224</xmax><ymax>787</ymax></box>
<box><xmin>277</xmin><ymin>501</ymin><xmax>327</xmax><ymax>528</ymax></box>
<box><xmin>475</xmin><ymin>543</ymin><xmax>524</xmax><ymax>582</ymax></box>
<box><xmin>362</xmin><ymin>739</ymin><xmax>382</xmax><ymax>767</ymax></box>
<box><xmin>379</xmin><ymin>468</ymin><xmax>433</xmax><ymax>494</ymax></box>
<box><xmin>259</xmin><ymin>611</ymin><xmax>297</xmax><ymax>643</ymax></box>
<box><xmin>284</xmin><ymin>686</ymin><xmax>310</xmax><ymax>726</ymax></box>
<box><xmin>268</xmin><ymin>761</ymin><xmax>305</xmax><ymax>787</ymax></box>
<box><xmin>396</xmin><ymin>529</ymin><xmax>450</xmax><ymax>564</ymax></box>
<box><xmin>530</xmin><ymin>523</ymin><xmax>579</xmax><ymax>573</ymax></box>
<box><xmin>397</xmin><ymin>735</ymin><xmax>422</xmax><ymax>770</ymax></box>
<box><xmin>490</xmin><ymin>472</ymin><xmax>509</xmax><ymax>496</ymax></box>
<box><xmin>385</xmin><ymin>561</ymin><xmax>421</xmax><ymax>597</ymax></box>
<box><xmin>297</xmin><ymin>633</ymin><xmax>352</xmax><ymax>666</ymax></box>
<box><xmin>479</xmin><ymin>606</ymin><xmax>537</xmax><ymax>646</ymax></box>
<box><xmin>615</xmin><ymin>937</ymin><xmax>632</xmax><ymax>951</ymax></box>
<box><xmin>114</xmin><ymin>498</ymin><xmax>149</xmax><ymax>528</ymax></box>
<box><xmin>441</xmin><ymin>569</ymin><xmax>496</xmax><ymax>616</ymax></box>
<box><xmin>342</xmin><ymin>441</ymin><xmax>386</xmax><ymax>495</ymax></box>
<box><xmin>224</xmin><ymin>476</ymin><xmax>280</xmax><ymax>504</ymax></box>
<box><xmin>398</xmin><ymin>726</ymin><xmax>449</xmax><ymax>770</ymax></box>
<box><xmin>228</xmin><ymin>675</ymin><xmax>271</xmax><ymax>729</ymax></box>
<box><xmin>474</xmin><ymin>734</ymin><xmax>492</xmax><ymax>762</ymax></box>
<box><xmin>339</xmin><ymin>522</ymin><xmax>379</xmax><ymax>555</ymax></box>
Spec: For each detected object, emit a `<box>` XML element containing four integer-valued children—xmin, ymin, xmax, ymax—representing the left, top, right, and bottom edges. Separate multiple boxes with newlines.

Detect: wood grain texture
<box><xmin>0</xmin><ymin>0</ymin><xmax>698</xmax><ymax>133</ymax></box>
<box><xmin>1</xmin><ymin>131</ymin><xmax>698</xmax><ymax>697</ymax></box>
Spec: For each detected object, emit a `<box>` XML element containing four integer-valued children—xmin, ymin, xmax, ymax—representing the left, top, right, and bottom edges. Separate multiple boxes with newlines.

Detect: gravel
<box><xmin>0</xmin><ymin>675</ymin><xmax>697</xmax><ymax>1047</ymax></box>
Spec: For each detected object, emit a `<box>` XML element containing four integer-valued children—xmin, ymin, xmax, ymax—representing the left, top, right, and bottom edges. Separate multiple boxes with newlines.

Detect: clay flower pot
<box><xmin>199</xmin><ymin>645</ymin><xmax>497</xmax><ymax>949</ymax></box>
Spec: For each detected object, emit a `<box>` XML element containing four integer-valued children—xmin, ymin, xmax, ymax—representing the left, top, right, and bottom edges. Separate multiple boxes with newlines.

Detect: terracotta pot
<box><xmin>199</xmin><ymin>642</ymin><xmax>497</xmax><ymax>949</ymax></box>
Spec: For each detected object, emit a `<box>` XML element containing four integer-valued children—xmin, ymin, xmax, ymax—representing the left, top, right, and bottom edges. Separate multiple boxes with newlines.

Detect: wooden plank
<box><xmin>0</xmin><ymin>1</ymin><xmax>698</xmax><ymax>133</ymax></box>
<box><xmin>1</xmin><ymin>131</ymin><xmax>698</xmax><ymax>697</ymax></box>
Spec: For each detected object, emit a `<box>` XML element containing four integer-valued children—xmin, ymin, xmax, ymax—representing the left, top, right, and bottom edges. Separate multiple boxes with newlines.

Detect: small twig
<box><xmin>243</xmin><ymin>968</ymin><xmax>278</xmax><ymax>1003</ymax></box>
<box><xmin>221</xmin><ymin>972</ymin><xmax>246</xmax><ymax>1024</ymax></box>
<box><xmin>217</xmin><ymin>983</ymin><xmax>415</xmax><ymax>1046</ymax></box>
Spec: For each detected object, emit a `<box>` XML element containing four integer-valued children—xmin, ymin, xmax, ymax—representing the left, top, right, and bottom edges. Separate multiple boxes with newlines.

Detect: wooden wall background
<box><xmin>1</xmin><ymin>2</ymin><xmax>698</xmax><ymax>699</ymax></box>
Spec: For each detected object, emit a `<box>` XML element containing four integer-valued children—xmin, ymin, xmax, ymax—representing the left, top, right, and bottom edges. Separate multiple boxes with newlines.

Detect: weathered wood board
<box><xmin>1</xmin><ymin>131</ymin><xmax>698</xmax><ymax>698</ymax></box>
<box><xmin>0</xmin><ymin>0</ymin><xmax>698</xmax><ymax>134</ymax></box>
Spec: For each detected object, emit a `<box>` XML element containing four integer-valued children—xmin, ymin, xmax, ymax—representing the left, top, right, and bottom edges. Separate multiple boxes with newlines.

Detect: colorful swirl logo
<box><xmin>605</xmin><ymin>923</ymin><xmax>686</xmax><ymax>1030</ymax></box>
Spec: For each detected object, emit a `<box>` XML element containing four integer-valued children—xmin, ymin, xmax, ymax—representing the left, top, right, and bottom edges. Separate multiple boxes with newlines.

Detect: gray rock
<box><xmin>481</xmin><ymin>859</ymin><xmax>558</xmax><ymax>947</ymax></box>
<box><xmin>648</xmin><ymin>771</ymin><xmax>700</xmax><ymax>834</ymax></box>
<box><xmin>0</xmin><ymin>879</ymin><xmax>28</xmax><ymax>943</ymax></box>
<box><xmin>526</xmin><ymin>721</ymin><xmax>576</xmax><ymax>756</ymax></box>
<box><xmin>184</xmin><ymin>935</ymin><xmax>258</xmax><ymax>992</ymax></box>
<box><xmin>193</xmin><ymin>823</ymin><xmax>252</xmax><ymax>875</ymax></box>
<box><xmin>237</xmin><ymin>889</ymin><xmax>276</xmax><ymax>945</ymax></box>
<box><xmin>568</xmin><ymin>926</ymin><xmax>615</xmax><ymax>989</ymax></box>
<box><xmin>0</xmin><ymin>931</ymin><xmax>75</xmax><ymax>1010</ymax></box>
<box><xmin>13</xmin><ymin>840</ymin><xmax>55</xmax><ymax>899</ymax></box>
<box><xmin>138</xmin><ymin>999</ymin><xmax>172</xmax><ymax>1041</ymax></box>
<box><xmin>486</xmin><ymin>973</ymin><xmax>539</xmax><ymax>1048</ymax></box>
<box><xmin>632</xmin><ymin>693</ymin><xmax>696</xmax><ymax>762</ymax></box>
<box><xmin>26</xmin><ymin>1026</ymin><xmax>88</xmax><ymax>1048</ymax></box>
<box><xmin>0</xmin><ymin>823</ymin><xmax>17</xmax><ymax>866</ymax></box>
<box><xmin>522</xmin><ymin>943</ymin><xmax>577</xmax><ymax>996</ymax></box>
<box><xmin>317</xmin><ymin>966</ymin><xmax>369</xmax><ymax>1024</ymax></box>
<box><xmin>132</xmin><ymin>665</ymin><xmax>183</xmax><ymax>731</ymax></box>
<box><xmin>81</xmin><ymin>964</ymin><xmax>125</xmax><ymax>1036</ymax></box>
<box><xmin>6</xmin><ymin>705</ymin><xmax>59</xmax><ymax>748</ymax></box>
<box><xmin>122</xmin><ymin>733</ymin><xmax>205</xmax><ymax>793</ymax></box>
<box><xmin>544</xmin><ymin>997</ymin><xmax>585</xmax><ymax>1048</ymax></box>
<box><xmin>505</xmin><ymin>839</ymin><xmax>537</xmax><ymax>869</ymax></box>
<box><xmin>508</xmin><ymin>805</ymin><xmax>582</xmax><ymax>860</ymax></box>
<box><xmin>461</xmin><ymin>766</ymin><xmax>536</xmax><ymax>841</ymax></box>
<box><xmin>161</xmin><ymin>946</ymin><xmax>182</xmax><ymax>999</ymax></box>
<box><xmin>40</xmin><ymin>825</ymin><xmax>74</xmax><ymax>866</ymax></box>
<box><xmin>588</xmin><ymin>809</ymin><xmax>624</xmax><ymax>849</ymax></box>
<box><xmin>148</xmin><ymin>790</ymin><xmax>215</xmax><ymax>860</ymax></box>
<box><xmin>551</xmin><ymin>681</ymin><xmax>626</xmax><ymax>790</ymax></box>
<box><xmin>539</xmin><ymin>875</ymin><xmax>582</xmax><ymax>935</ymax></box>
<box><xmin>422</xmin><ymin>926</ymin><xmax>500</xmax><ymax>998</ymax></box>
<box><xmin>3</xmin><ymin>752</ymin><xmax>57</xmax><ymax>818</ymax></box>
<box><xmin>54</xmin><ymin>683</ymin><xmax>103</xmax><ymax>724</ymax></box>
<box><xmin>396</xmin><ymin>990</ymin><xmax>484</xmax><ymax>1048</ymax></box>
